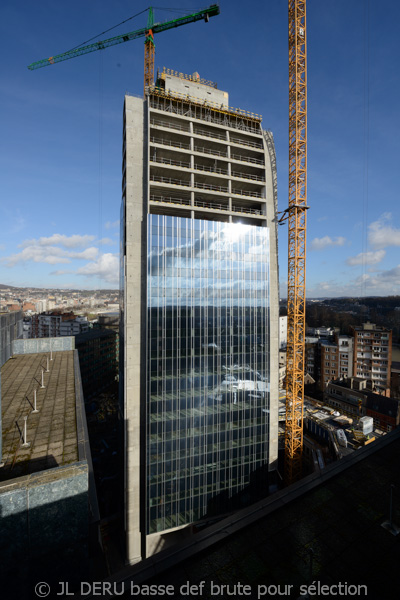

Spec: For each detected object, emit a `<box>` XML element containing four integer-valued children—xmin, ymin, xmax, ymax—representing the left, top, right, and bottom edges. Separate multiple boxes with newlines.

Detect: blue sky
<box><xmin>1</xmin><ymin>0</ymin><xmax>399</xmax><ymax>296</ymax></box>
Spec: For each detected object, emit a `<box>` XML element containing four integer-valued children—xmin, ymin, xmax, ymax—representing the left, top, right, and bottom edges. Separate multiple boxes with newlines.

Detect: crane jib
<box><xmin>27</xmin><ymin>4</ymin><xmax>220</xmax><ymax>71</ymax></box>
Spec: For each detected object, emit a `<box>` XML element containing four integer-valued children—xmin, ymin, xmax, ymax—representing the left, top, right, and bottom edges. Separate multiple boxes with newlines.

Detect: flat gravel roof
<box><xmin>0</xmin><ymin>350</ymin><xmax>78</xmax><ymax>481</ymax></box>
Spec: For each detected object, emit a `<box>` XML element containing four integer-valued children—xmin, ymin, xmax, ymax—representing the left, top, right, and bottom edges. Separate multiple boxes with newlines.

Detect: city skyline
<box><xmin>1</xmin><ymin>0</ymin><xmax>400</xmax><ymax>296</ymax></box>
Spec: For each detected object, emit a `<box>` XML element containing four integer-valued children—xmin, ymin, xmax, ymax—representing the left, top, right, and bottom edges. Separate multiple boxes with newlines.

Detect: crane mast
<box><xmin>284</xmin><ymin>0</ymin><xmax>307</xmax><ymax>485</ymax></box>
<box><xmin>144</xmin><ymin>8</ymin><xmax>155</xmax><ymax>95</ymax></box>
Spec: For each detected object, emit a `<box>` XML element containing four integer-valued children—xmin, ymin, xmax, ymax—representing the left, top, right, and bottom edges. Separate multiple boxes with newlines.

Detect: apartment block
<box><xmin>320</xmin><ymin>335</ymin><xmax>353</xmax><ymax>389</ymax></box>
<box><xmin>352</xmin><ymin>322</ymin><xmax>392</xmax><ymax>395</ymax></box>
<box><xmin>29</xmin><ymin>312</ymin><xmax>89</xmax><ymax>338</ymax></box>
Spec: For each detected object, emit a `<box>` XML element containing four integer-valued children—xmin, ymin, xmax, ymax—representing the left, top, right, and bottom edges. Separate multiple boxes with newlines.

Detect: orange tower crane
<box><xmin>284</xmin><ymin>0</ymin><xmax>308</xmax><ymax>484</ymax></box>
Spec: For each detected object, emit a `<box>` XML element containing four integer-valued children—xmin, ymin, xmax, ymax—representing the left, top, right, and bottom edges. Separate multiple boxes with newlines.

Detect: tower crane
<box><xmin>27</xmin><ymin>5</ymin><xmax>220</xmax><ymax>94</ymax></box>
<box><xmin>284</xmin><ymin>0</ymin><xmax>308</xmax><ymax>485</ymax></box>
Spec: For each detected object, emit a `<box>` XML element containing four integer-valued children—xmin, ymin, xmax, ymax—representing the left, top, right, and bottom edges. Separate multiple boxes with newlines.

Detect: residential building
<box><xmin>29</xmin><ymin>312</ymin><xmax>89</xmax><ymax>338</ymax></box>
<box><xmin>120</xmin><ymin>69</ymin><xmax>279</xmax><ymax>563</ymax></box>
<box><xmin>35</xmin><ymin>299</ymin><xmax>47</xmax><ymax>313</ymax></box>
<box><xmin>304</xmin><ymin>328</ymin><xmax>336</xmax><ymax>386</ymax></box>
<box><xmin>5</xmin><ymin>303</ymin><xmax>21</xmax><ymax>312</ymax></box>
<box><xmin>306</xmin><ymin>326</ymin><xmax>336</xmax><ymax>339</ymax></box>
<box><xmin>305</xmin><ymin>335</ymin><xmax>319</xmax><ymax>382</ymax></box>
<box><xmin>60</xmin><ymin>315</ymin><xmax>89</xmax><ymax>336</ymax></box>
<box><xmin>320</xmin><ymin>334</ymin><xmax>353</xmax><ymax>389</ymax></box>
<box><xmin>22</xmin><ymin>301</ymin><xmax>36</xmax><ymax>312</ymax></box>
<box><xmin>352</xmin><ymin>322</ymin><xmax>392</xmax><ymax>395</ymax></box>
<box><xmin>337</xmin><ymin>334</ymin><xmax>353</xmax><ymax>378</ymax></box>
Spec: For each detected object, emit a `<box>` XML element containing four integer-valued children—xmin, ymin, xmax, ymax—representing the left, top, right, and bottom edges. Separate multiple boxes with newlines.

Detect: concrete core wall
<box><xmin>161</xmin><ymin>73</ymin><xmax>229</xmax><ymax>106</ymax></box>
<box><xmin>263</xmin><ymin>130</ymin><xmax>279</xmax><ymax>471</ymax></box>
<box><xmin>123</xmin><ymin>95</ymin><xmax>145</xmax><ymax>565</ymax></box>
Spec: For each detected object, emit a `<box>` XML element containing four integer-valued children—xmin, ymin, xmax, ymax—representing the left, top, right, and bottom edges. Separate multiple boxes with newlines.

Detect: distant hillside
<box><xmin>304</xmin><ymin>296</ymin><xmax>400</xmax><ymax>344</ymax></box>
<box><xmin>0</xmin><ymin>284</ymin><xmax>117</xmax><ymax>293</ymax></box>
<box><xmin>0</xmin><ymin>284</ymin><xmax>18</xmax><ymax>290</ymax></box>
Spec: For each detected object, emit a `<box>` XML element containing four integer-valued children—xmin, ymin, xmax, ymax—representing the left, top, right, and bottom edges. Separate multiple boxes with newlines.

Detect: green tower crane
<box><xmin>28</xmin><ymin>4</ymin><xmax>220</xmax><ymax>94</ymax></box>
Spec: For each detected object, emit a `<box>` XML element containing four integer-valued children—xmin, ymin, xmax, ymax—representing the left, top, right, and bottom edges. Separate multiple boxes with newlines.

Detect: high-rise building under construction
<box><xmin>120</xmin><ymin>69</ymin><xmax>279</xmax><ymax>564</ymax></box>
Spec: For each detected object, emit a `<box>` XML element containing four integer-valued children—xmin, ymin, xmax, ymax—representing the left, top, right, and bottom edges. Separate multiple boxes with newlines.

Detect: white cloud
<box><xmin>346</xmin><ymin>250</ymin><xmax>386</xmax><ymax>266</ymax></box>
<box><xmin>2</xmin><ymin>230</ymin><xmax>113</xmax><ymax>269</ymax></box>
<box><xmin>70</xmin><ymin>247</ymin><xmax>99</xmax><ymax>261</ymax></box>
<box><xmin>3</xmin><ymin>244</ymin><xmax>99</xmax><ymax>267</ymax></box>
<box><xmin>21</xmin><ymin>234</ymin><xmax>95</xmax><ymax>248</ymax></box>
<box><xmin>306</xmin><ymin>265</ymin><xmax>400</xmax><ymax>298</ymax></box>
<box><xmin>77</xmin><ymin>253</ymin><xmax>119</xmax><ymax>284</ymax></box>
<box><xmin>50</xmin><ymin>269</ymin><xmax>75</xmax><ymax>276</ymax></box>
<box><xmin>368</xmin><ymin>213</ymin><xmax>400</xmax><ymax>250</ymax></box>
<box><xmin>105</xmin><ymin>220</ymin><xmax>120</xmax><ymax>230</ymax></box>
<box><xmin>5</xmin><ymin>246</ymin><xmax>72</xmax><ymax>266</ymax></box>
<box><xmin>97</xmin><ymin>237</ymin><xmax>114</xmax><ymax>246</ymax></box>
<box><xmin>351</xmin><ymin>267</ymin><xmax>400</xmax><ymax>294</ymax></box>
<box><xmin>309</xmin><ymin>236</ymin><xmax>346</xmax><ymax>251</ymax></box>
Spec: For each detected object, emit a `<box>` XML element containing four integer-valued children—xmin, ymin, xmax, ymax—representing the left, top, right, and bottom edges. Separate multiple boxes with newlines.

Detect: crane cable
<box><xmin>361</xmin><ymin>0</ymin><xmax>370</xmax><ymax>307</ymax></box>
<box><xmin>66</xmin><ymin>6</ymin><xmax>200</xmax><ymax>54</ymax></box>
<box><xmin>67</xmin><ymin>8</ymin><xmax>150</xmax><ymax>53</ymax></box>
<box><xmin>98</xmin><ymin>50</ymin><xmax>103</xmax><ymax>290</ymax></box>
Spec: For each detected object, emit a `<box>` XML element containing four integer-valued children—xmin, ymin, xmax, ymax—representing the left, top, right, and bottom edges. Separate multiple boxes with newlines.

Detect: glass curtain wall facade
<box><xmin>147</xmin><ymin>214</ymin><xmax>271</xmax><ymax>534</ymax></box>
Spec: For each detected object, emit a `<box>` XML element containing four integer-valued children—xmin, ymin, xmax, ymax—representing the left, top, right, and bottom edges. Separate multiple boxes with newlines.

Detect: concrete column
<box><xmin>190</xmin><ymin>121</ymin><xmax>194</xmax><ymax>153</ymax></box>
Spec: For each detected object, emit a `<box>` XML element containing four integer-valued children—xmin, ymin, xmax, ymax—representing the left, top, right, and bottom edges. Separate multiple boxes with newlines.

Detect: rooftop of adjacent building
<box><xmin>75</xmin><ymin>328</ymin><xmax>117</xmax><ymax>343</ymax></box>
<box><xmin>330</xmin><ymin>376</ymin><xmax>367</xmax><ymax>389</ymax></box>
<box><xmin>328</xmin><ymin>378</ymin><xmax>400</xmax><ymax>417</ymax></box>
<box><xmin>352</xmin><ymin>321</ymin><xmax>391</xmax><ymax>333</ymax></box>
<box><xmin>320</xmin><ymin>340</ymin><xmax>337</xmax><ymax>347</ymax></box>
<box><xmin>98</xmin><ymin>312</ymin><xmax>119</xmax><ymax>326</ymax></box>
<box><xmin>0</xmin><ymin>350</ymin><xmax>79</xmax><ymax>481</ymax></box>
<box><xmin>34</xmin><ymin>310</ymin><xmax>82</xmax><ymax>320</ymax></box>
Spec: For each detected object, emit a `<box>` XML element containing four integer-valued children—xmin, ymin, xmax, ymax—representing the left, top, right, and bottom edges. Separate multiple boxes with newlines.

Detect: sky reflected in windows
<box><xmin>147</xmin><ymin>215</ymin><xmax>271</xmax><ymax>534</ymax></box>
